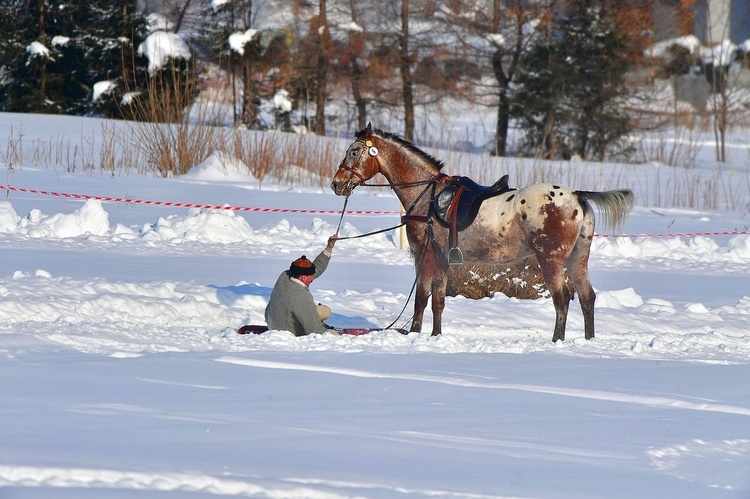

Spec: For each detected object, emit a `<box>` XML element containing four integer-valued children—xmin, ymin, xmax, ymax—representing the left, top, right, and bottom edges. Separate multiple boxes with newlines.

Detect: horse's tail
<box><xmin>575</xmin><ymin>189</ymin><xmax>634</xmax><ymax>231</ymax></box>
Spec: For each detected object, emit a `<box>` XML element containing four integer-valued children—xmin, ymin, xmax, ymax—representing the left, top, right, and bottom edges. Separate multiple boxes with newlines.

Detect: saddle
<box><xmin>432</xmin><ymin>174</ymin><xmax>514</xmax><ymax>265</ymax></box>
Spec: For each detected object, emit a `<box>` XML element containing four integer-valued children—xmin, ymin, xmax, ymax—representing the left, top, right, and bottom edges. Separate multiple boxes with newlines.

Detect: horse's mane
<box><xmin>356</xmin><ymin>127</ymin><xmax>445</xmax><ymax>171</ymax></box>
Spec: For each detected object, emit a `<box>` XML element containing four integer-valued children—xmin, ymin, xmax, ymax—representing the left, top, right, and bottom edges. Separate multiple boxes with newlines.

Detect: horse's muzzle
<box><xmin>331</xmin><ymin>176</ymin><xmax>355</xmax><ymax>197</ymax></box>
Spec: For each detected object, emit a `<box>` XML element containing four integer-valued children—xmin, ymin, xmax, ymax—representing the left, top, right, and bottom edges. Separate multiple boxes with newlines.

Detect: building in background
<box><xmin>692</xmin><ymin>0</ymin><xmax>750</xmax><ymax>44</ymax></box>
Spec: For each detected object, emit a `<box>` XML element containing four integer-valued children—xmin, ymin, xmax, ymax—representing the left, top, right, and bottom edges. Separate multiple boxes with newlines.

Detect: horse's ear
<box><xmin>365</xmin><ymin>122</ymin><xmax>372</xmax><ymax>136</ymax></box>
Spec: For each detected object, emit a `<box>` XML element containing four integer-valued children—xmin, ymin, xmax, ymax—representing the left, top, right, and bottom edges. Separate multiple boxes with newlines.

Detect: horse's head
<box><xmin>331</xmin><ymin>123</ymin><xmax>381</xmax><ymax>197</ymax></box>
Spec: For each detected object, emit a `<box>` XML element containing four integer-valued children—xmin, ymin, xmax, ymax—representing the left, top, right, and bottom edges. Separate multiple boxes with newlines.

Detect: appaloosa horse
<box><xmin>331</xmin><ymin>125</ymin><xmax>634</xmax><ymax>342</ymax></box>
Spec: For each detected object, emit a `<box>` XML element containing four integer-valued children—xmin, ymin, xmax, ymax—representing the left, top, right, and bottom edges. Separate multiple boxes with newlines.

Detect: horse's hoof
<box><xmin>431</xmin><ymin>331</ymin><xmax>441</xmax><ymax>336</ymax></box>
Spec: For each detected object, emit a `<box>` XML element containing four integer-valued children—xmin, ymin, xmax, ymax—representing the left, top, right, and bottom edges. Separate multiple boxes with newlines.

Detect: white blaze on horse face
<box><xmin>333</xmin><ymin>142</ymin><xmax>366</xmax><ymax>196</ymax></box>
<box><xmin>345</xmin><ymin>143</ymin><xmax>361</xmax><ymax>166</ymax></box>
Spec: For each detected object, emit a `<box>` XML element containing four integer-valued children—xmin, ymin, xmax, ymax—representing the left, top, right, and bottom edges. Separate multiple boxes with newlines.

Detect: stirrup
<box><xmin>447</xmin><ymin>247</ymin><xmax>463</xmax><ymax>265</ymax></box>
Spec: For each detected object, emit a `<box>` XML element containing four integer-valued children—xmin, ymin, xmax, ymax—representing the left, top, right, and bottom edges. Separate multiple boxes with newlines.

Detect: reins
<box><xmin>381</xmin><ymin>228</ymin><xmax>433</xmax><ymax>331</ymax></box>
<box><xmin>333</xmin><ymin>174</ymin><xmax>441</xmax><ymax>241</ymax></box>
<box><xmin>332</xmin><ymin>173</ymin><xmax>444</xmax><ymax>332</ymax></box>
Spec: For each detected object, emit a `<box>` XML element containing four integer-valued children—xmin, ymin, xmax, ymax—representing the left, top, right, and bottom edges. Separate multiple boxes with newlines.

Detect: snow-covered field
<box><xmin>1</xmin><ymin>112</ymin><xmax>749</xmax><ymax>498</ymax></box>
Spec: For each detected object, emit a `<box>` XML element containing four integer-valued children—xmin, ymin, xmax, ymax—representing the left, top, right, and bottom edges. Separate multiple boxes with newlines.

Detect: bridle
<box><xmin>337</xmin><ymin>138</ymin><xmax>445</xmax><ymax>191</ymax></box>
<box><xmin>335</xmin><ymin>137</ymin><xmax>452</xmax><ymax>226</ymax></box>
<box><xmin>335</xmin><ymin>139</ymin><xmax>379</xmax><ymax>194</ymax></box>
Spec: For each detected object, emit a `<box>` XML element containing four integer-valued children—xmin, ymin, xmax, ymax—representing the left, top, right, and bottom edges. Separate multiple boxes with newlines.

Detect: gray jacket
<box><xmin>264</xmin><ymin>250</ymin><xmax>331</xmax><ymax>336</ymax></box>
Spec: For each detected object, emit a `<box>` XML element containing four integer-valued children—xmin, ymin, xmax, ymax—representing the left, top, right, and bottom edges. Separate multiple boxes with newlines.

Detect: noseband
<box><xmin>337</xmin><ymin>140</ymin><xmax>381</xmax><ymax>190</ymax></box>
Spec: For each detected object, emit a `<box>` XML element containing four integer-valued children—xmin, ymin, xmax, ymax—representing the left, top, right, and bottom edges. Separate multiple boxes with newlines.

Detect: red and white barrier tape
<box><xmin>0</xmin><ymin>184</ymin><xmax>400</xmax><ymax>216</ymax></box>
<box><xmin>1</xmin><ymin>184</ymin><xmax>747</xmax><ymax>239</ymax></box>
<box><xmin>595</xmin><ymin>231</ymin><xmax>747</xmax><ymax>238</ymax></box>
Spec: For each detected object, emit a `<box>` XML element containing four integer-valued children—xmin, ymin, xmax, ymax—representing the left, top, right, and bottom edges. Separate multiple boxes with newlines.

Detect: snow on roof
<box><xmin>137</xmin><ymin>31</ymin><xmax>191</xmax><ymax>74</ymax></box>
<box><xmin>643</xmin><ymin>35</ymin><xmax>702</xmax><ymax>59</ymax></box>
<box><xmin>701</xmin><ymin>40</ymin><xmax>738</xmax><ymax>66</ymax></box>
<box><xmin>228</xmin><ymin>29</ymin><xmax>259</xmax><ymax>55</ymax></box>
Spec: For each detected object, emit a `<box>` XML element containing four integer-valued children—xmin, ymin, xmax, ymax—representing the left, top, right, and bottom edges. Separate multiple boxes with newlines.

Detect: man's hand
<box><xmin>326</xmin><ymin>234</ymin><xmax>339</xmax><ymax>252</ymax></box>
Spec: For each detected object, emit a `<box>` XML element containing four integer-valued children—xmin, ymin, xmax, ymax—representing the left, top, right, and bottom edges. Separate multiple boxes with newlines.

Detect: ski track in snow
<box><xmin>0</xmin><ymin>465</ymin><xmax>346</xmax><ymax>498</ymax></box>
<box><xmin>215</xmin><ymin>357</ymin><xmax>750</xmax><ymax>417</ymax></box>
<box><xmin>0</xmin><ymin>466</ymin><xmax>506</xmax><ymax>498</ymax></box>
<box><xmin>647</xmin><ymin>439</ymin><xmax>750</xmax><ymax>491</ymax></box>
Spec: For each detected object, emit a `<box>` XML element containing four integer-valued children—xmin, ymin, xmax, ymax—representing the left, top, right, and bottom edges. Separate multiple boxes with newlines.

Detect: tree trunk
<box><xmin>400</xmin><ymin>0</ymin><xmax>415</xmax><ymax>142</ymax></box>
<box><xmin>242</xmin><ymin>59</ymin><xmax>255</xmax><ymax>127</ymax></box>
<box><xmin>492</xmin><ymin>50</ymin><xmax>510</xmax><ymax>156</ymax></box>
<box><xmin>542</xmin><ymin>107</ymin><xmax>556</xmax><ymax>159</ymax></box>
<box><xmin>315</xmin><ymin>0</ymin><xmax>329</xmax><ymax>136</ymax></box>
<box><xmin>172</xmin><ymin>0</ymin><xmax>192</xmax><ymax>33</ymax></box>
<box><xmin>349</xmin><ymin>0</ymin><xmax>367</xmax><ymax>130</ymax></box>
<box><xmin>490</xmin><ymin>0</ymin><xmax>526</xmax><ymax>157</ymax></box>
<box><xmin>36</xmin><ymin>0</ymin><xmax>47</xmax><ymax>99</ymax></box>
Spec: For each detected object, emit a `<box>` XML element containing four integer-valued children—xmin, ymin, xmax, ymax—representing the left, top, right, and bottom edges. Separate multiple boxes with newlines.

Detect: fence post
<box><xmin>398</xmin><ymin>205</ymin><xmax>408</xmax><ymax>250</ymax></box>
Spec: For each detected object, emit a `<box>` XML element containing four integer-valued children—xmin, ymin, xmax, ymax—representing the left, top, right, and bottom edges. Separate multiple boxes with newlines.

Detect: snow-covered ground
<box><xmin>1</xmin><ymin>113</ymin><xmax>749</xmax><ymax>498</ymax></box>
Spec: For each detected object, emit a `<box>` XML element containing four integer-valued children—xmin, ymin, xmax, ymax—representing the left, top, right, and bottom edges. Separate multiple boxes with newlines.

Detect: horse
<box><xmin>331</xmin><ymin>124</ymin><xmax>634</xmax><ymax>342</ymax></box>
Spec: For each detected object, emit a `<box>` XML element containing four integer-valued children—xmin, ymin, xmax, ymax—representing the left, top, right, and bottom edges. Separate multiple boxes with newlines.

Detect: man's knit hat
<box><xmin>290</xmin><ymin>255</ymin><xmax>316</xmax><ymax>277</ymax></box>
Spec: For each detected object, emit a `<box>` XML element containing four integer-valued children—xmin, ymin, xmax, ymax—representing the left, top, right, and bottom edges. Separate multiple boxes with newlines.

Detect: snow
<box><xmin>701</xmin><ymin>40</ymin><xmax>739</xmax><ymax>67</ymax></box>
<box><xmin>1</xmin><ymin>112</ymin><xmax>750</xmax><ymax>497</ymax></box>
<box><xmin>183</xmin><ymin>151</ymin><xmax>258</xmax><ymax>183</ymax></box>
<box><xmin>146</xmin><ymin>12</ymin><xmax>173</xmax><ymax>33</ymax></box>
<box><xmin>210</xmin><ymin>0</ymin><xmax>231</xmax><ymax>11</ymax></box>
<box><xmin>25</xmin><ymin>41</ymin><xmax>51</xmax><ymax>59</ymax></box>
<box><xmin>137</xmin><ymin>31</ymin><xmax>191</xmax><ymax>73</ymax></box>
<box><xmin>341</xmin><ymin>21</ymin><xmax>363</xmax><ymax>33</ymax></box>
<box><xmin>50</xmin><ymin>36</ymin><xmax>70</xmax><ymax>47</ymax></box>
<box><xmin>487</xmin><ymin>33</ymin><xmax>506</xmax><ymax>48</ymax></box>
<box><xmin>228</xmin><ymin>29</ymin><xmax>259</xmax><ymax>56</ymax></box>
<box><xmin>91</xmin><ymin>80</ymin><xmax>116</xmax><ymax>102</ymax></box>
<box><xmin>273</xmin><ymin>89</ymin><xmax>293</xmax><ymax>113</ymax></box>
<box><xmin>643</xmin><ymin>35</ymin><xmax>702</xmax><ymax>59</ymax></box>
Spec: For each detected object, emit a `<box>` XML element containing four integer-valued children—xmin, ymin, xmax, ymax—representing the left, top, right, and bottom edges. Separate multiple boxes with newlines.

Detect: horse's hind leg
<box><xmin>536</xmin><ymin>254</ymin><xmax>572</xmax><ymax>342</ymax></box>
<box><xmin>567</xmin><ymin>229</ymin><xmax>596</xmax><ymax>339</ymax></box>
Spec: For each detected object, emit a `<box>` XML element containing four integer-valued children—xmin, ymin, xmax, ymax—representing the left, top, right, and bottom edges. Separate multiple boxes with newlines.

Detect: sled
<box><xmin>237</xmin><ymin>325</ymin><xmax>409</xmax><ymax>336</ymax></box>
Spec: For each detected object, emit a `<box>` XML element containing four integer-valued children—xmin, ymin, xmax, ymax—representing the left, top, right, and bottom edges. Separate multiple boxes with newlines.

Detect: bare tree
<box><xmin>208</xmin><ymin>0</ymin><xmax>259</xmax><ymax>127</ymax></box>
<box><xmin>400</xmin><ymin>0</ymin><xmax>416</xmax><ymax>141</ymax></box>
<box><xmin>346</xmin><ymin>0</ymin><xmax>368</xmax><ymax>129</ymax></box>
<box><xmin>434</xmin><ymin>0</ymin><xmax>544</xmax><ymax>155</ymax></box>
<box><xmin>702</xmin><ymin>13</ymin><xmax>748</xmax><ymax>163</ymax></box>
<box><xmin>314</xmin><ymin>0</ymin><xmax>331</xmax><ymax>135</ymax></box>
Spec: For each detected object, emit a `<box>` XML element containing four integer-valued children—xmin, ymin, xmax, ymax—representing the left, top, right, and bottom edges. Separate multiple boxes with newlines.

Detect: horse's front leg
<box><xmin>411</xmin><ymin>270</ymin><xmax>430</xmax><ymax>333</ymax></box>
<box><xmin>430</xmin><ymin>265</ymin><xmax>448</xmax><ymax>336</ymax></box>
